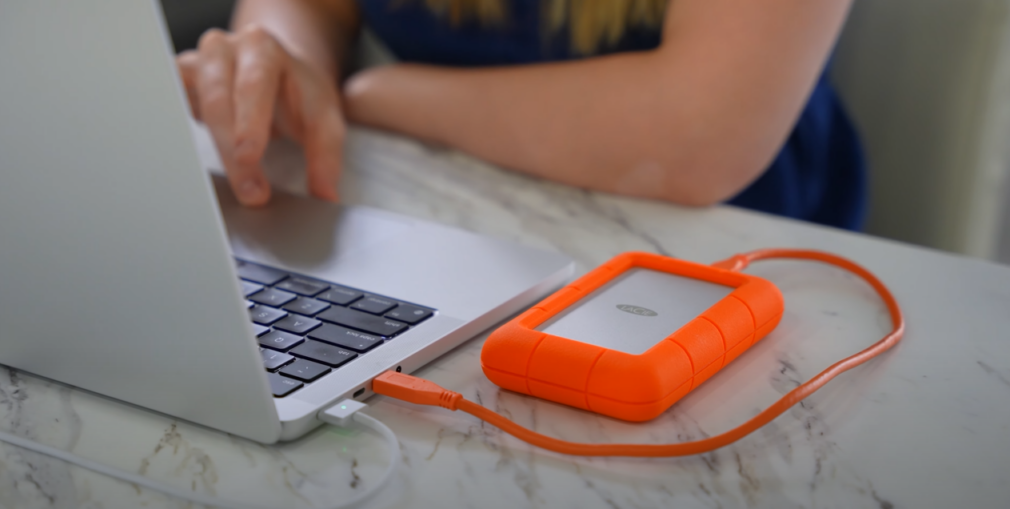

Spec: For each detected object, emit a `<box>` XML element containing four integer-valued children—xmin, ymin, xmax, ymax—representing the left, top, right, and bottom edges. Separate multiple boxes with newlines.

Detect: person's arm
<box><xmin>177</xmin><ymin>0</ymin><xmax>360</xmax><ymax>206</ymax></box>
<box><xmin>343</xmin><ymin>0</ymin><xmax>852</xmax><ymax>206</ymax></box>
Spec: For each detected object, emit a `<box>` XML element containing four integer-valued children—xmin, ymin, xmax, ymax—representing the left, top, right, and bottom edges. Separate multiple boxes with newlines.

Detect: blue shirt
<box><xmin>357</xmin><ymin>0</ymin><xmax>867</xmax><ymax>230</ymax></box>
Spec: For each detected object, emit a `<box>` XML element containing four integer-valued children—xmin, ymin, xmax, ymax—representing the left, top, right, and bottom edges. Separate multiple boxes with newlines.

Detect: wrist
<box><xmin>342</xmin><ymin>67</ymin><xmax>385</xmax><ymax>126</ymax></box>
<box><xmin>343</xmin><ymin>64</ymin><xmax>455</xmax><ymax>145</ymax></box>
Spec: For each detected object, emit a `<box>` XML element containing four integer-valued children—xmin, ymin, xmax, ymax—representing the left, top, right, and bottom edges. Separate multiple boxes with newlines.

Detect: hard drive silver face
<box><xmin>537</xmin><ymin>268</ymin><xmax>732</xmax><ymax>355</ymax></box>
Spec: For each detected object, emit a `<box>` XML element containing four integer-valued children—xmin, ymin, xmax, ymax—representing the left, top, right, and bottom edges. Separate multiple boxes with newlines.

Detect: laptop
<box><xmin>0</xmin><ymin>0</ymin><xmax>573</xmax><ymax>443</ymax></box>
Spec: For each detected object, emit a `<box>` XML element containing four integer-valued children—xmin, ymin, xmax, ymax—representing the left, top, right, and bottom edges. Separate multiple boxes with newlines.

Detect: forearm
<box><xmin>231</xmin><ymin>0</ymin><xmax>359</xmax><ymax>82</ymax></box>
<box><xmin>344</xmin><ymin>0</ymin><xmax>852</xmax><ymax>206</ymax></box>
<box><xmin>347</xmin><ymin>56</ymin><xmax>722</xmax><ymax>204</ymax></box>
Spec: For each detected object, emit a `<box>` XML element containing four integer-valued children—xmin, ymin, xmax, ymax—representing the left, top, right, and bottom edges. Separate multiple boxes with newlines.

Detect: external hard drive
<box><xmin>481</xmin><ymin>252</ymin><xmax>784</xmax><ymax>421</ymax></box>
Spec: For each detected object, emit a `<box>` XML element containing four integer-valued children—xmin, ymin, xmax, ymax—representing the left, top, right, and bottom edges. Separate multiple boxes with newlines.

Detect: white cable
<box><xmin>0</xmin><ymin>409</ymin><xmax>399</xmax><ymax>509</ymax></box>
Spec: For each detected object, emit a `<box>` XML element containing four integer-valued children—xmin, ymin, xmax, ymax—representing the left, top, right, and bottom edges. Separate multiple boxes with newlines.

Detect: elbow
<box><xmin>623</xmin><ymin>155</ymin><xmax>767</xmax><ymax>208</ymax></box>
<box><xmin>663</xmin><ymin>184</ymin><xmax>733</xmax><ymax>208</ymax></box>
<box><xmin>608</xmin><ymin>118</ymin><xmax>780</xmax><ymax>208</ymax></box>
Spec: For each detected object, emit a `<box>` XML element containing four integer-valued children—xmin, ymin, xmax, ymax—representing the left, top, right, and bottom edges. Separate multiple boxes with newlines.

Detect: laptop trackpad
<box><xmin>213</xmin><ymin>175</ymin><xmax>412</xmax><ymax>267</ymax></box>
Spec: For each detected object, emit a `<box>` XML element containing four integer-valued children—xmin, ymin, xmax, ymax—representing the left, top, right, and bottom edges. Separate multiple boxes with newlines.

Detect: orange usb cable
<box><xmin>372</xmin><ymin>249</ymin><xmax>905</xmax><ymax>457</ymax></box>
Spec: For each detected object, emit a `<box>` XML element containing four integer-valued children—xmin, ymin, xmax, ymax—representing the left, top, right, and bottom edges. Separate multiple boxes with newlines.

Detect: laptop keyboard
<box><xmin>235</xmin><ymin>259</ymin><xmax>435</xmax><ymax>398</ymax></box>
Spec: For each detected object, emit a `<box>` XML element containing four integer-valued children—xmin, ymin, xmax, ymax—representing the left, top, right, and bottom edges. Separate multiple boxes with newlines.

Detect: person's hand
<box><xmin>177</xmin><ymin>26</ymin><xmax>344</xmax><ymax>206</ymax></box>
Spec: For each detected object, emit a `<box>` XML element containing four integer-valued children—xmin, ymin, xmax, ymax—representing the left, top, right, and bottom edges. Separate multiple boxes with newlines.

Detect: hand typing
<box><xmin>177</xmin><ymin>25</ymin><xmax>344</xmax><ymax>206</ymax></box>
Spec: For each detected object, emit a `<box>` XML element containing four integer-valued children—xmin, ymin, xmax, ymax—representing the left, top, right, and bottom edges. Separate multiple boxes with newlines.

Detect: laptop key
<box><xmin>252</xmin><ymin>323</ymin><xmax>270</xmax><ymax>337</ymax></box>
<box><xmin>384</xmin><ymin>304</ymin><xmax>434</xmax><ymax>325</ymax></box>
<box><xmin>290</xmin><ymin>340</ymin><xmax>357</xmax><ymax>368</ymax></box>
<box><xmin>351</xmin><ymin>296</ymin><xmax>397</xmax><ymax>315</ymax></box>
<box><xmin>308</xmin><ymin>323</ymin><xmax>383</xmax><ymax>353</ymax></box>
<box><xmin>316</xmin><ymin>286</ymin><xmax>363</xmax><ymax>306</ymax></box>
<box><xmin>273</xmin><ymin>314</ymin><xmax>322</xmax><ymax>335</ymax></box>
<box><xmin>317</xmin><ymin>306</ymin><xmax>408</xmax><ymax>337</ymax></box>
<box><xmin>258</xmin><ymin>330</ymin><xmax>304</xmax><ymax>352</ymax></box>
<box><xmin>241</xmin><ymin>280</ymin><xmax>264</xmax><ymax>297</ymax></box>
<box><xmin>260</xmin><ymin>348</ymin><xmax>294</xmax><ymax>371</ymax></box>
<box><xmin>275</xmin><ymin>277</ymin><xmax>328</xmax><ymax>297</ymax></box>
<box><xmin>249</xmin><ymin>306</ymin><xmax>287</xmax><ymax>326</ymax></box>
<box><xmin>250</xmin><ymin>288</ymin><xmax>298</xmax><ymax>307</ymax></box>
<box><xmin>267</xmin><ymin>372</ymin><xmax>303</xmax><ymax>397</ymax></box>
<box><xmin>280</xmin><ymin>357</ymin><xmax>332</xmax><ymax>382</ymax></box>
<box><xmin>236</xmin><ymin>261</ymin><xmax>289</xmax><ymax>286</ymax></box>
<box><xmin>282</xmin><ymin>297</ymin><xmax>330</xmax><ymax>317</ymax></box>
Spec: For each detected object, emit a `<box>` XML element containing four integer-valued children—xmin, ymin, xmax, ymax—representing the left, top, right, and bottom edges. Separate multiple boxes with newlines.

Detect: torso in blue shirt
<box><xmin>357</xmin><ymin>0</ymin><xmax>867</xmax><ymax>230</ymax></box>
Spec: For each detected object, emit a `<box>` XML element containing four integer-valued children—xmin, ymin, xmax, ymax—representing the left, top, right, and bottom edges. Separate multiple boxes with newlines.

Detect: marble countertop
<box><xmin>3</xmin><ymin>128</ymin><xmax>1010</xmax><ymax>509</ymax></box>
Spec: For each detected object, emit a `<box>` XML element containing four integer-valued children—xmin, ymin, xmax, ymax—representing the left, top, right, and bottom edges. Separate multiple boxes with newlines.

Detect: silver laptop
<box><xmin>0</xmin><ymin>0</ymin><xmax>572</xmax><ymax>443</ymax></box>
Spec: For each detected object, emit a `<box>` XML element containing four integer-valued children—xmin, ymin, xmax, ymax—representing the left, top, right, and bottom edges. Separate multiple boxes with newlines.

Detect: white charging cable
<box><xmin>0</xmin><ymin>400</ymin><xmax>399</xmax><ymax>509</ymax></box>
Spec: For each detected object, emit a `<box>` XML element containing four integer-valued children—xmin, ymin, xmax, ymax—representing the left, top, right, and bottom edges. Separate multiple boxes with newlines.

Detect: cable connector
<box><xmin>319</xmin><ymin>399</ymin><xmax>368</xmax><ymax>427</ymax></box>
<box><xmin>711</xmin><ymin>254</ymin><xmax>749</xmax><ymax>272</ymax></box>
<box><xmin>372</xmin><ymin>371</ymin><xmax>462</xmax><ymax>410</ymax></box>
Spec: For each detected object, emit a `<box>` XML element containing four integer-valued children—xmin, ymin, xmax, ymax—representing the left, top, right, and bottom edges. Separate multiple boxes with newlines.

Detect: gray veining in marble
<box><xmin>1</xmin><ymin>126</ymin><xmax>1009</xmax><ymax>508</ymax></box>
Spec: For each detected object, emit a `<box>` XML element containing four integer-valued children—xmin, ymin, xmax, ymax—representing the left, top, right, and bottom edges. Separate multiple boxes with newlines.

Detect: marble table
<box><xmin>2</xmin><ymin>127</ymin><xmax>1009</xmax><ymax>509</ymax></box>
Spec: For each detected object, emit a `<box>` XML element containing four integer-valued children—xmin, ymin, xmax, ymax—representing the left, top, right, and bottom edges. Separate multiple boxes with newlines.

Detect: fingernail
<box><xmin>240</xmin><ymin>179</ymin><xmax>264</xmax><ymax>201</ymax></box>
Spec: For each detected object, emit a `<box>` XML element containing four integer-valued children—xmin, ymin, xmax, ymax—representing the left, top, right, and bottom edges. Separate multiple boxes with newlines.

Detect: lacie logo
<box><xmin>616</xmin><ymin>304</ymin><xmax>657</xmax><ymax>317</ymax></box>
